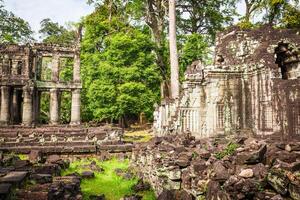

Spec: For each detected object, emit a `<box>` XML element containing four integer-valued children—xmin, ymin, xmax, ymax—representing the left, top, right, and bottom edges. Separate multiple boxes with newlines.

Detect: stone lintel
<box><xmin>35</xmin><ymin>81</ymin><xmax>82</xmax><ymax>89</ymax></box>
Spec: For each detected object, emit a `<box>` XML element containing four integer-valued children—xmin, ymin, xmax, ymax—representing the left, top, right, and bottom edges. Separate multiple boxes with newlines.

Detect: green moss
<box><xmin>192</xmin><ymin>152</ymin><xmax>198</xmax><ymax>159</ymax></box>
<box><xmin>17</xmin><ymin>154</ymin><xmax>29</xmax><ymax>160</ymax></box>
<box><xmin>123</xmin><ymin>130</ymin><xmax>154</xmax><ymax>143</ymax></box>
<box><xmin>62</xmin><ymin>158</ymin><xmax>156</xmax><ymax>200</ymax></box>
<box><xmin>4</xmin><ymin>152</ymin><xmax>28</xmax><ymax>160</ymax></box>
<box><xmin>215</xmin><ymin>142</ymin><xmax>239</xmax><ymax>160</ymax></box>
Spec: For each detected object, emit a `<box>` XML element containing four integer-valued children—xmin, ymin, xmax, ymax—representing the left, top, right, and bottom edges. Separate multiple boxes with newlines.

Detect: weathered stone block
<box><xmin>267</xmin><ymin>169</ymin><xmax>289</xmax><ymax>195</ymax></box>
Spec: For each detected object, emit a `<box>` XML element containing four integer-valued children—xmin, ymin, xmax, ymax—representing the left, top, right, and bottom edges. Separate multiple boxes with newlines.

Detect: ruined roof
<box><xmin>214</xmin><ymin>25</ymin><xmax>300</xmax><ymax>69</ymax></box>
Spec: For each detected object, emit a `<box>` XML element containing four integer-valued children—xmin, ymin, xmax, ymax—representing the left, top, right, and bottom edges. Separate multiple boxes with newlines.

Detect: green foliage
<box><xmin>282</xmin><ymin>4</ymin><xmax>300</xmax><ymax>28</ymax></box>
<box><xmin>179</xmin><ymin>34</ymin><xmax>209</xmax><ymax>76</ymax></box>
<box><xmin>257</xmin><ymin>0</ymin><xmax>300</xmax><ymax>26</ymax></box>
<box><xmin>0</xmin><ymin>0</ymin><xmax>33</xmax><ymax>43</ymax></box>
<box><xmin>39</xmin><ymin>18</ymin><xmax>76</xmax><ymax>45</ymax></box>
<box><xmin>215</xmin><ymin>142</ymin><xmax>239</xmax><ymax>160</ymax></box>
<box><xmin>237</xmin><ymin>20</ymin><xmax>255</xmax><ymax>29</ymax></box>
<box><xmin>39</xmin><ymin>92</ymin><xmax>50</xmax><ymax>124</ymax></box>
<box><xmin>177</xmin><ymin>0</ymin><xmax>237</xmax><ymax>37</ymax></box>
<box><xmin>81</xmin><ymin>4</ymin><xmax>161</xmax><ymax>123</ymax></box>
<box><xmin>61</xmin><ymin>158</ymin><xmax>156</xmax><ymax>200</ymax></box>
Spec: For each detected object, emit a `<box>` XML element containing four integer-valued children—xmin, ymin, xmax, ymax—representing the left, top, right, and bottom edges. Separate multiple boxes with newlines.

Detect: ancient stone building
<box><xmin>0</xmin><ymin>43</ymin><xmax>81</xmax><ymax>126</ymax></box>
<box><xmin>154</xmin><ymin>26</ymin><xmax>300</xmax><ymax>138</ymax></box>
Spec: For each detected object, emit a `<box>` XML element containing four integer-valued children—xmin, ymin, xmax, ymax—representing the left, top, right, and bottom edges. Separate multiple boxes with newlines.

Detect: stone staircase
<box><xmin>0</xmin><ymin>126</ymin><xmax>133</xmax><ymax>154</ymax></box>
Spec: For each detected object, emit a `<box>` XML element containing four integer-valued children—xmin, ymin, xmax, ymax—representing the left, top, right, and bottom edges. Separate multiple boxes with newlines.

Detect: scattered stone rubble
<box><xmin>132</xmin><ymin>133</ymin><xmax>300</xmax><ymax>200</ymax></box>
<box><xmin>0</xmin><ymin>153</ymin><xmax>81</xmax><ymax>200</ymax></box>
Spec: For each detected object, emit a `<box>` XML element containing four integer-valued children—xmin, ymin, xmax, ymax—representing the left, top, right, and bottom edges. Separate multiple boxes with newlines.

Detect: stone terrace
<box><xmin>0</xmin><ymin>126</ymin><xmax>134</xmax><ymax>154</ymax></box>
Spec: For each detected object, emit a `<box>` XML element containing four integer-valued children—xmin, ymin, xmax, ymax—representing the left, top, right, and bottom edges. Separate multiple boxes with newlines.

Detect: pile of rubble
<box><xmin>132</xmin><ymin>133</ymin><xmax>300</xmax><ymax>200</ymax></box>
<box><xmin>0</xmin><ymin>152</ymin><xmax>82</xmax><ymax>200</ymax></box>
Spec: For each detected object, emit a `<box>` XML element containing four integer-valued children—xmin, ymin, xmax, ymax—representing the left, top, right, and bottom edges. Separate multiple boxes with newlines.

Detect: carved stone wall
<box><xmin>154</xmin><ymin>26</ymin><xmax>300</xmax><ymax>138</ymax></box>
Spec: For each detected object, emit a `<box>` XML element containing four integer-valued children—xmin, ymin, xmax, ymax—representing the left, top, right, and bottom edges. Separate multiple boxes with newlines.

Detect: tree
<box><xmin>126</xmin><ymin>0</ymin><xmax>170</xmax><ymax>98</ymax></box>
<box><xmin>243</xmin><ymin>0</ymin><xmax>264</xmax><ymax>23</ymax></box>
<box><xmin>262</xmin><ymin>0</ymin><xmax>300</xmax><ymax>26</ymax></box>
<box><xmin>169</xmin><ymin>0</ymin><xmax>179</xmax><ymax>99</ymax></box>
<box><xmin>179</xmin><ymin>34</ymin><xmax>209</xmax><ymax>76</ymax></box>
<box><xmin>237</xmin><ymin>0</ymin><xmax>300</xmax><ymax>27</ymax></box>
<box><xmin>176</xmin><ymin>0</ymin><xmax>237</xmax><ymax>38</ymax></box>
<box><xmin>0</xmin><ymin>0</ymin><xmax>33</xmax><ymax>43</ymax></box>
<box><xmin>282</xmin><ymin>3</ymin><xmax>300</xmax><ymax>28</ymax></box>
<box><xmin>81</xmin><ymin>2</ymin><xmax>161</xmax><ymax>126</ymax></box>
<box><xmin>39</xmin><ymin>18</ymin><xmax>76</xmax><ymax>45</ymax></box>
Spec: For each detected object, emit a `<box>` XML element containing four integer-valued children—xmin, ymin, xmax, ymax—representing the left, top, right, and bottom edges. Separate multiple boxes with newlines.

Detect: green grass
<box><xmin>61</xmin><ymin>158</ymin><xmax>156</xmax><ymax>200</ymax></box>
<box><xmin>215</xmin><ymin>142</ymin><xmax>239</xmax><ymax>160</ymax></box>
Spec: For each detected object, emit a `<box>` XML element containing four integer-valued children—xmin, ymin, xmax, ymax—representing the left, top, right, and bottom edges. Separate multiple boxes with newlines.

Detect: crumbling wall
<box><xmin>0</xmin><ymin>43</ymin><xmax>82</xmax><ymax>126</ymax></box>
<box><xmin>154</xmin><ymin>26</ymin><xmax>300</xmax><ymax>138</ymax></box>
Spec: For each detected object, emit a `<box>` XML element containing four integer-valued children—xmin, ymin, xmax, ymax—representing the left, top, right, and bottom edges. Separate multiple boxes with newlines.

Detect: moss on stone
<box><xmin>62</xmin><ymin>157</ymin><xmax>156</xmax><ymax>200</ymax></box>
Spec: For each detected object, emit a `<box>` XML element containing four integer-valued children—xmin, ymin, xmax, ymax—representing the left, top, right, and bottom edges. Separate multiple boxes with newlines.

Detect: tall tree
<box><xmin>238</xmin><ymin>0</ymin><xmax>300</xmax><ymax>26</ymax></box>
<box><xmin>39</xmin><ymin>18</ymin><xmax>76</xmax><ymax>45</ymax></box>
<box><xmin>282</xmin><ymin>2</ymin><xmax>300</xmax><ymax>28</ymax></box>
<box><xmin>0</xmin><ymin>0</ymin><xmax>33</xmax><ymax>43</ymax></box>
<box><xmin>126</xmin><ymin>0</ymin><xmax>170</xmax><ymax>98</ymax></box>
<box><xmin>169</xmin><ymin>0</ymin><xmax>179</xmax><ymax>99</ymax></box>
<box><xmin>81</xmin><ymin>2</ymin><xmax>161</xmax><ymax>125</ymax></box>
<box><xmin>243</xmin><ymin>0</ymin><xmax>264</xmax><ymax>23</ymax></box>
<box><xmin>176</xmin><ymin>0</ymin><xmax>237</xmax><ymax>38</ymax></box>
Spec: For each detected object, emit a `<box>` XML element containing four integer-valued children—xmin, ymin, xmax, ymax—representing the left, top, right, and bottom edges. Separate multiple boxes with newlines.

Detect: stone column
<box><xmin>0</xmin><ymin>86</ymin><xmax>10</xmax><ymax>125</ymax></box>
<box><xmin>22</xmin><ymin>86</ymin><xmax>33</xmax><ymax>126</ymax></box>
<box><xmin>33</xmin><ymin>90</ymin><xmax>41</xmax><ymax>124</ymax></box>
<box><xmin>70</xmin><ymin>89</ymin><xmax>81</xmax><ymax>125</ymax></box>
<box><xmin>50</xmin><ymin>89</ymin><xmax>59</xmax><ymax>125</ymax></box>
<box><xmin>12</xmin><ymin>89</ymin><xmax>21</xmax><ymax>123</ymax></box>
<box><xmin>52</xmin><ymin>54</ymin><xmax>60</xmax><ymax>82</ymax></box>
<box><xmin>73</xmin><ymin>51</ymin><xmax>81</xmax><ymax>82</ymax></box>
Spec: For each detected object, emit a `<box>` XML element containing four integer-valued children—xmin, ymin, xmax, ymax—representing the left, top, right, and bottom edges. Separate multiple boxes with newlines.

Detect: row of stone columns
<box><xmin>0</xmin><ymin>49</ymin><xmax>81</xmax><ymax>126</ymax></box>
<box><xmin>0</xmin><ymin>86</ymin><xmax>33</xmax><ymax>126</ymax></box>
<box><xmin>0</xmin><ymin>86</ymin><xmax>81</xmax><ymax>126</ymax></box>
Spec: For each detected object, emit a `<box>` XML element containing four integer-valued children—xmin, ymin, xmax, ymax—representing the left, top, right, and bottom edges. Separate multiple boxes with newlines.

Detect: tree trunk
<box><xmin>145</xmin><ymin>0</ymin><xmax>170</xmax><ymax>99</ymax></box>
<box><xmin>169</xmin><ymin>0</ymin><xmax>180</xmax><ymax>99</ymax></box>
<box><xmin>245</xmin><ymin>2</ymin><xmax>251</xmax><ymax>23</ymax></box>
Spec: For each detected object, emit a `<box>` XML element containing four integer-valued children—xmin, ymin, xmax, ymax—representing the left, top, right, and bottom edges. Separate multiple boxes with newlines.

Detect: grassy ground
<box><xmin>61</xmin><ymin>158</ymin><xmax>156</xmax><ymax>200</ymax></box>
<box><xmin>123</xmin><ymin>130</ymin><xmax>154</xmax><ymax>143</ymax></box>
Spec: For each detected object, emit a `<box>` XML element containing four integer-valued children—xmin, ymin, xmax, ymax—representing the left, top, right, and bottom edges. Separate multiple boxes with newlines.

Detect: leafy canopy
<box><xmin>81</xmin><ymin>3</ymin><xmax>161</xmax><ymax>123</ymax></box>
<box><xmin>39</xmin><ymin>18</ymin><xmax>76</xmax><ymax>45</ymax></box>
<box><xmin>0</xmin><ymin>0</ymin><xmax>33</xmax><ymax>43</ymax></box>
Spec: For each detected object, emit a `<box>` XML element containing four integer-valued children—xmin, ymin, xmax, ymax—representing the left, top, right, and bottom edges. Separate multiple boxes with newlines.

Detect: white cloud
<box><xmin>3</xmin><ymin>0</ymin><xmax>94</xmax><ymax>39</ymax></box>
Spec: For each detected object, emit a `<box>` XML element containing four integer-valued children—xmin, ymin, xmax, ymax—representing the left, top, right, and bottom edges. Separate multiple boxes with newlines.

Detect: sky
<box><xmin>3</xmin><ymin>0</ymin><xmax>94</xmax><ymax>39</ymax></box>
<box><xmin>4</xmin><ymin>0</ymin><xmax>246</xmax><ymax>40</ymax></box>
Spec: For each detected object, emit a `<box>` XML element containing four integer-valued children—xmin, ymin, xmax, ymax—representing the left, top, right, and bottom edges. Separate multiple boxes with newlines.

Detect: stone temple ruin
<box><xmin>154</xmin><ymin>26</ymin><xmax>300</xmax><ymax>138</ymax></box>
<box><xmin>0</xmin><ymin>41</ymin><xmax>127</xmax><ymax>155</ymax></box>
<box><xmin>0</xmin><ymin>43</ymin><xmax>81</xmax><ymax>126</ymax></box>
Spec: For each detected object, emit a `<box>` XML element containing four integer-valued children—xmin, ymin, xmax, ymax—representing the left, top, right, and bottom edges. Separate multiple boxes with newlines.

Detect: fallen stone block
<box><xmin>0</xmin><ymin>183</ymin><xmax>11</xmax><ymax>199</ymax></box>
<box><xmin>81</xmin><ymin>171</ymin><xmax>95</xmax><ymax>179</ymax></box>
<box><xmin>30</xmin><ymin>173</ymin><xmax>53</xmax><ymax>184</ymax></box>
<box><xmin>0</xmin><ymin>171</ymin><xmax>27</xmax><ymax>187</ymax></box>
<box><xmin>267</xmin><ymin>169</ymin><xmax>289</xmax><ymax>195</ymax></box>
<box><xmin>236</xmin><ymin>144</ymin><xmax>267</xmax><ymax>164</ymax></box>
